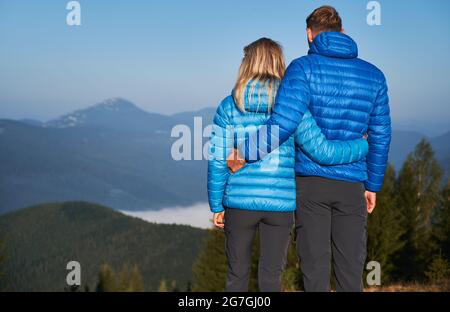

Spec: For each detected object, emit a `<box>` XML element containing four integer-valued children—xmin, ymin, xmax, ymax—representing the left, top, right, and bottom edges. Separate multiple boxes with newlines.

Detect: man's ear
<box><xmin>307</xmin><ymin>28</ymin><xmax>314</xmax><ymax>43</ymax></box>
<box><xmin>340</xmin><ymin>28</ymin><xmax>345</xmax><ymax>33</ymax></box>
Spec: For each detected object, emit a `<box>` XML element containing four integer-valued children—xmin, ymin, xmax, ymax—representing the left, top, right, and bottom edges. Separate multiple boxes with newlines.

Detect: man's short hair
<box><xmin>306</xmin><ymin>6</ymin><xmax>342</xmax><ymax>33</ymax></box>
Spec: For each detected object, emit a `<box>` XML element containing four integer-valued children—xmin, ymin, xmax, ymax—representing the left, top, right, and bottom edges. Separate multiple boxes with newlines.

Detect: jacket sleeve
<box><xmin>295</xmin><ymin>111</ymin><xmax>369</xmax><ymax>165</ymax></box>
<box><xmin>207</xmin><ymin>99</ymin><xmax>233</xmax><ymax>213</ymax></box>
<box><xmin>365</xmin><ymin>78</ymin><xmax>392</xmax><ymax>192</ymax></box>
<box><xmin>241</xmin><ymin>59</ymin><xmax>310</xmax><ymax>162</ymax></box>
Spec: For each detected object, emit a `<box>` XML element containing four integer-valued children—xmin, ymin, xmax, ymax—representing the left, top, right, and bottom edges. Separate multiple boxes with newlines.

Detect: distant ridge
<box><xmin>19</xmin><ymin>118</ymin><xmax>43</xmax><ymax>126</ymax></box>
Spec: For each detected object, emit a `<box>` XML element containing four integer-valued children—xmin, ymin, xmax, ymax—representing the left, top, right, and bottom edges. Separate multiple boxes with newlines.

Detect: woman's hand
<box><xmin>213</xmin><ymin>211</ymin><xmax>225</xmax><ymax>228</ymax></box>
<box><xmin>227</xmin><ymin>148</ymin><xmax>246</xmax><ymax>173</ymax></box>
<box><xmin>365</xmin><ymin>191</ymin><xmax>376</xmax><ymax>214</ymax></box>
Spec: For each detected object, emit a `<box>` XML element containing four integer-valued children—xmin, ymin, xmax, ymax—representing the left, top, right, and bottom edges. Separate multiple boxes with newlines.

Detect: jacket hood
<box><xmin>308</xmin><ymin>32</ymin><xmax>358</xmax><ymax>59</ymax></box>
<box><xmin>242</xmin><ymin>79</ymin><xmax>280</xmax><ymax>113</ymax></box>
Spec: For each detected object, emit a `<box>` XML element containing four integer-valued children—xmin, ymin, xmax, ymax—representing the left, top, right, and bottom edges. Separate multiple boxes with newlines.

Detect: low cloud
<box><xmin>120</xmin><ymin>203</ymin><xmax>213</xmax><ymax>229</ymax></box>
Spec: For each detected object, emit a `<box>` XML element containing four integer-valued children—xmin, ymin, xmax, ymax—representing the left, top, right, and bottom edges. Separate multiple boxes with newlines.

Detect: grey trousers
<box><xmin>295</xmin><ymin>176</ymin><xmax>368</xmax><ymax>292</ymax></box>
<box><xmin>224</xmin><ymin>208</ymin><xmax>294</xmax><ymax>292</ymax></box>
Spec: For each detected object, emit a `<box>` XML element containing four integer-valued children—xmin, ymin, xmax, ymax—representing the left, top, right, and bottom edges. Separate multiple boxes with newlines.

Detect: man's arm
<box><xmin>240</xmin><ymin>59</ymin><xmax>310</xmax><ymax>162</ymax></box>
<box><xmin>296</xmin><ymin>110</ymin><xmax>369</xmax><ymax>165</ymax></box>
<box><xmin>365</xmin><ymin>77</ymin><xmax>392</xmax><ymax>192</ymax></box>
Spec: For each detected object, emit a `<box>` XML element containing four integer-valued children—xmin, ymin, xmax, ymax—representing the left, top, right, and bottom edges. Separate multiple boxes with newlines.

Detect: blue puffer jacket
<box><xmin>208</xmin><ymin>80</ymin><xmax>368</xmax><ymax>213</ymax></box>
<box><xmin>243</xmin><ymin>32</ymin><xmax>392</xmax><ymax>192</ymax></box>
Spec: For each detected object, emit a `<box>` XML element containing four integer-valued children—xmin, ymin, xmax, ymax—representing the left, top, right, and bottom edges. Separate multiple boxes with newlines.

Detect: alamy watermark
<box><xmin>64</xmin><ymin>259</ymin><xmax>381</xmax><ymax>288</ymax></box>
<box><xmin>66</xmin><ymin>260</ymin><xmax>81</xmax><ymax>287</ymax></box>
<box><xmin>66</xmin><ymin>1</ymin><xmax>81</xmax><ymax>26</ymax></box>
<box><xmin>170</xmin><ymin>117</ymin><xmax>281</xmax><ymax>170</ymax></box>
<box><xmin>65</xmin><ymin>2</ymin><xmax>381</xmax><ymax>28</ymax></box>
<box><xmin>171</xmin><ymin>117</ymin><xmax>212</xmax><ymax>161</ymax></box>
<box><xmin>366</xmin><ymin>260</ymin><xmax>382</xmax><ymax>286</ymax></box>
<box><xmin>367</xmin><ymin>1</ymin><xmax>381</xmax><ymax>26</ymax></box>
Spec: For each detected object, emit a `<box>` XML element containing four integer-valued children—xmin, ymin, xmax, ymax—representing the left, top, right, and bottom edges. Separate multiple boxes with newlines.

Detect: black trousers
<box><xmin>295</xmin><ymin>176</ymin><xmax>368</xmax><ymax>292</ymax></box>
<box><xmin>224</xmin><ymin>207</ymin><xmax>294</xmax><ymax>292</ymax></box>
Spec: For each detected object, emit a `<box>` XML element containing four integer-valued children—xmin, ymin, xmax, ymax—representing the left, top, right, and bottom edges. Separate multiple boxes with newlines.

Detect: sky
<box><xmin>0</xmin><ymin>0</ymin><xmax>449</xmax><ymax>127</ymax></box>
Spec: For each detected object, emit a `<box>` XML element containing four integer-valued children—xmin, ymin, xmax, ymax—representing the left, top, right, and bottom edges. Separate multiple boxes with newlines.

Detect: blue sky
<box><xmin>0</xmin><ymin>0</ymin><xmax>449</xmax><ymax>127</ymax></box>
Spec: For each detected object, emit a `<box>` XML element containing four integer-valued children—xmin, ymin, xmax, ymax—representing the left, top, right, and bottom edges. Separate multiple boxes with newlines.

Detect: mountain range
<box><xmin>0</xmin><ymin>98</ymin><xmax>215</xmax><ymax>213</ymax></box>
<box><xmin>0</xmin><ymin>97</ymin><xmax>448</xmax><ymax>214</ymax></box>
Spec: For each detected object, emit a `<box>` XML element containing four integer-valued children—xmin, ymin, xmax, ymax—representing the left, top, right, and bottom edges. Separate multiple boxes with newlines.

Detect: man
<box><xmin>231</xmin><ymin>6</ymin><xmax>391</xmax><ymax>291</ymax></box>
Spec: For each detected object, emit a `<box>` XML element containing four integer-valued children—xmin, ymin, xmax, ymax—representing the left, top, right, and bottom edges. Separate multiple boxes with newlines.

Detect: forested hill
<box><xmin>0</xmin><ymin>202</ymin><xmax>207</xmax><ymax>291</ymax></box>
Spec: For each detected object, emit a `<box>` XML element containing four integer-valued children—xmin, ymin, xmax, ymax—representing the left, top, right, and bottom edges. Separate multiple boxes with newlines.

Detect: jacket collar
<box><xmin>242</xmin><ymin>79</ymin><xmax>280</xmax><ymax>113</ymax></box>
<box><xmin>308</xmin><ymin>32</ymin><xmax>358</xmax><ymax>59</ymax></box>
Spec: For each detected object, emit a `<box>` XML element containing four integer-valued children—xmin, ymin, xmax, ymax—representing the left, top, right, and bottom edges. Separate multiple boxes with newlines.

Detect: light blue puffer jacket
<box><xmin>242</xmin><ymin>32</ymin><xmax>392</xmax><ymax>192</ymax></box>
<box><xmin>208</xmin><ymin>80</ymin><xmax>368</xmax><ymax>213</ymax></box>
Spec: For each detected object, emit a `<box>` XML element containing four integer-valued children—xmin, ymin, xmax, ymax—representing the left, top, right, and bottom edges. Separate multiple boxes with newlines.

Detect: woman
<box><xmin>207</xmin><ymin>38</ymin><xmax>368</xmax><ymax>292</ymax></box>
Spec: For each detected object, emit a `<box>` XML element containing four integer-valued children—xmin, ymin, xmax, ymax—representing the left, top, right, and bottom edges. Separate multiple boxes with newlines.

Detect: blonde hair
<box><xmin>233</xmin><ymin>38</ymin><xmax>285</xmax><ymax>112</ymax></box>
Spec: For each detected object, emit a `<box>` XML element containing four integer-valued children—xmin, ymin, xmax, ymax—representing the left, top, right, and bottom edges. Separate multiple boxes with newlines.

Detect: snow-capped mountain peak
<box><xmin>44</xmin><ymin>97</ymin><xmax>142</xmax><ymax>129</ymax></box>
<box><xmin>95</xmin><ymin>97</ymin><xmax>137</xmax><ymax>111</ymax></box>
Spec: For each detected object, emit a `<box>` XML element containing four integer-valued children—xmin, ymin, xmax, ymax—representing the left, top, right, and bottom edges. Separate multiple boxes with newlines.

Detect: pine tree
<box><xmin>129</xmin><ymin>264</ymin><xmax>145</xmax><ymax>292</ymax></box>
<box><xmin>425</xmin><ymin>253</ymin><xmax>450</xmax><ymax>284</ymax></box>
<box><xmin>433</xmin><ymin>181</ymin><xmax>450</xmax><ymax>260</ymax></box>
<box><xmin>158</xmin><ymin>278</ymin><xmax>168</xmax><ymax>292</ymax></box>
<box><xmin>191</xmin><ymin>229</ymin><xmax>228</xmax><ymax>291</ymax></box>
<box><xmin>396</xmin><ymin>139</ymin><xmax>443</xmax><ymax>280</ymax></box>
<box><xmin>366</xmin><ymin>165</ymin><xmax>405</xmax><ymax>282</ymax></box>
<box><xmin>118</xmin><ymin>264</ymin><xmax>131</xmax><ymax>291</ymax></box>
<box><xmin>96</xmin><ymin>263</ymin><xmax>145</xmax><ymax>292</ymax></box>
<box><xmin>96</xmin><ymin>263</ymin><xmax>117</xmax><ymax>292</ymax></box>
<box><xmin>170</xmin><ymin>280</ymin><xmax>180</xmax><ymax>292</ymax></box>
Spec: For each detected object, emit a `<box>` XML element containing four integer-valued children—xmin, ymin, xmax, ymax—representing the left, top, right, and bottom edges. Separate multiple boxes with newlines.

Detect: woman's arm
<box><xmin>207</xmin><ymin>98</ymin><xmax>233</xmax><ymax>213</ymax></box>
<box><xmin>295</xmin><ymin>111</ymin><xmax>368</xmax><ymax>165</ymax></box>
